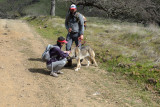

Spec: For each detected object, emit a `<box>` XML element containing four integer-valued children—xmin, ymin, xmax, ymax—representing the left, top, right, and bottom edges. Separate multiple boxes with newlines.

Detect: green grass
<box><xmin>23</xmin><ymin>0</ymin><xmax>51</xmax><ymax>16</ymax></box>
<box><xmin>97</xmin><ymin>50</ymin><xmax>160</xmax><ymax>91</ymax></box>
<box><xmin>23</xmin><ymin>16</ymin><xmax>67</xmax><ymax>41</ymax></box>
<box><xmin>0</xmin><ymin>0</ymin><xmax>5</xmax><ymax>3</ymax></box>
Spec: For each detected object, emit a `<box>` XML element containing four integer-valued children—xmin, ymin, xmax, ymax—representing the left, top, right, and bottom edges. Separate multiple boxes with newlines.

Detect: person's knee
<box><xmin>62</xmin><ymin>60</ymin><xmax>67</xmax><ymax>66</ymax></box>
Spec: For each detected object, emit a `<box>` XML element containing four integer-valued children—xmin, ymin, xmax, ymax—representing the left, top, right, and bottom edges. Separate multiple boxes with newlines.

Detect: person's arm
<box><xmin>65</xmin><ymin>14</ymin><xmax>73</xmax><ymax>33</ymax></box>
<box><xmin>56</xmin><ymin>48</ymin><xmax>69</xmax><ymax>58</ymax></box>
<box><xmin>65</xmin><ymin>14</ymin><xmax>69</xmax><ymax>30</ymax></box>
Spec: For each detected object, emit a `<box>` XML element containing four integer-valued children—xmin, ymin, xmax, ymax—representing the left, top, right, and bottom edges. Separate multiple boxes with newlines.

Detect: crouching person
<box><xmin>47</xmin><ymin>36</ymin><xmax>70</xmax><ymax>77</ymax></box>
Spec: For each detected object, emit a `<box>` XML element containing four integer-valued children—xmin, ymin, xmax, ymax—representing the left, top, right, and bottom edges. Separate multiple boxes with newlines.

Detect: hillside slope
<box><xmin>0</xmin><ymin>0</ymin><xmax>69</xmax><ymax>18</ymax></box>
<box><xmin>25</xmin><ymin>16</ymin><xmax>160</xmax><ymax>93</ymax></box>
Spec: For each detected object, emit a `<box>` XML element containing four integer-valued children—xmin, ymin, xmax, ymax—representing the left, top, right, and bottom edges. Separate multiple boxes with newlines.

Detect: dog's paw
<box><xmin>95</xmin><ymin>64</ymin><xmax>98</xmax><ymax>67</ymax></box>
<box><xmin>86</xmin><ymin>64</ymin><xmax>89</xmax><ymax>67</ymax></box>
<box><xmin>75</xmin><ymin>68</ymin><xmax>80</xmax><ymax>71</ymax></box>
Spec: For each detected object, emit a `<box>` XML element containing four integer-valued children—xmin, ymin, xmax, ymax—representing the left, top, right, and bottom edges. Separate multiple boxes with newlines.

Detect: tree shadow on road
<box><xmin>28</xmin><ymin>68</ymin><xmax>50</xmax><ymax>75</ymax></box>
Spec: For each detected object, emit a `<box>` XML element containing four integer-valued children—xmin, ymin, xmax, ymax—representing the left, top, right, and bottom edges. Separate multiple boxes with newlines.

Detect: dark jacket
<box><xmin>47</xmin><ymin>45</ymin><xmax>68</xmax><ymax>65</ymax></box>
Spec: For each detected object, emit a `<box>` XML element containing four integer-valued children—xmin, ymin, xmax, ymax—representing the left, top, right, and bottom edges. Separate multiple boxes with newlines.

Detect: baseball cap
<box><xmin>57</xmin><ymin>36</ymin><xmax>68</xmax><ymax>43</ymax></box>
<box><xmin>70</xmin><ymin>4</ymin><xmax>76</xmax><ymax>9</ymax></box>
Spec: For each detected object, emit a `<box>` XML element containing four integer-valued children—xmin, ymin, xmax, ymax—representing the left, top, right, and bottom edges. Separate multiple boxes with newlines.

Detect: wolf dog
<box><xmin>69</xmin><ymin>46</ymin><xmax>98</xmax><ymax>71</ymax></box>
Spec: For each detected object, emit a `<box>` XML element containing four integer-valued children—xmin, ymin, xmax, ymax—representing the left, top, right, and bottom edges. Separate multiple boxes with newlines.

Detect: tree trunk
<box><xmin>50</xmin><ymin>0</ymin><xmax>55</xmax><ymax>16</ymax></box>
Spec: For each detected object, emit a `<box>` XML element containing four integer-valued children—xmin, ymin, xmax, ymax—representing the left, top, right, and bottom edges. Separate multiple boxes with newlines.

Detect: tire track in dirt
<box><xmin>0</xmin><ymin>19</ymin><xmax>47</xmax><ymax>106</ymax></box>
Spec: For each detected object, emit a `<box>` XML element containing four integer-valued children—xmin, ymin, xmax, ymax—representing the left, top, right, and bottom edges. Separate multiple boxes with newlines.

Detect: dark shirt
<box><xmin>47</xmin><ymin>45</ymin><xmax>68</xmax><ymax>65</ymax></box>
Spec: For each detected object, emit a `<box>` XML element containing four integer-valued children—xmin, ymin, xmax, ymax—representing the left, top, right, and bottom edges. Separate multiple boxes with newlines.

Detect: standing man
<box><xmin>65</xmin><ymin>4</ymin><xmax>84</xmax><ymax>66</ymax></box>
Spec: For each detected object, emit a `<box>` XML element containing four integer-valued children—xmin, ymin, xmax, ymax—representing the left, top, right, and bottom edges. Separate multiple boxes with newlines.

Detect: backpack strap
<box><xmin>75</xmin><ymin>12</ymin><xmax>87</xmax><ymax>29</ymax></box>
<box><xmin>75</xmin><ymin>12</ymin><xmax>80</xmax><ymax>23</ymax></box>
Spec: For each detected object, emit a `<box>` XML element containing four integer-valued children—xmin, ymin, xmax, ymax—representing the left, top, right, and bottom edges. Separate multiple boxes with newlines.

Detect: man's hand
<box><xmin>78</xmin><ymin>35</ymin><xmax>84</xmax><ymax>40</ymax></box>
<box><xmin>68</xmin><ymin>28</ymin><xmax>72</xmax><ymax>33</ymax></box>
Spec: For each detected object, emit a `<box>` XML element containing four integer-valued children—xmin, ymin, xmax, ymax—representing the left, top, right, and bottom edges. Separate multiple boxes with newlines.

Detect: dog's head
<box><xmin>69</xmin><ymin>47</ymin><xmax>79</xmax><ymax>59</ymax></box>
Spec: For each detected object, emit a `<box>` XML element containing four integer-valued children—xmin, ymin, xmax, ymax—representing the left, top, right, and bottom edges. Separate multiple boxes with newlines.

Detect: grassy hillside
<box><xmin>23</xmin><ymin>16</ymin><xmax>160</xmax><ymax>94</ymax></box>
<box><xmin>0</xmin><ymin>0</ymin><xmax>70</xmax><ymax>18</ymax></box>
<box><xmin>22</xmin><ymin>0</ymin><xmax>70</xmax><ymax>17</ymax></box>
<box><xmin>22</xmin><ymin>0</ymin><xmax>51</xmax><ymax>16</ymax></box>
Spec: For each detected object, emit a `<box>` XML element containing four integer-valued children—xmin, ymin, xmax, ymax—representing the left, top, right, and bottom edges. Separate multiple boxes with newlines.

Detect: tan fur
<box><xmin>69</xmin><ymin>46</ymin><xmax>98</xmax><ymax>71</ymax></box>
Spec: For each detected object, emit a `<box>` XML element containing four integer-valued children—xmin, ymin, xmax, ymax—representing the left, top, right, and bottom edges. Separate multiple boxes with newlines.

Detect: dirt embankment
<box><xmin>0</xmin><ymin>19</ymin><xmax>159</xmax><ymax>107</ymax></box>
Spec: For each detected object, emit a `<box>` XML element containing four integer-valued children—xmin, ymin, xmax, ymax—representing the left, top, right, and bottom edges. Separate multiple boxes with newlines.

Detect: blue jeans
<box><xmin>66</xmin><ymin>32</ymin><xmax>81</xmax><ymax>51</ymax></box>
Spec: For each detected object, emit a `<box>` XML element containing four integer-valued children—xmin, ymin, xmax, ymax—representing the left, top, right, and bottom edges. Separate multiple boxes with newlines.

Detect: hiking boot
<box><xmin>50</xmin><ymin>71</ymin><xmax>58</xmax><ymax>77</ymax></box>
<box><xmin>57</xmin><ymin>71</ymin><xmax>63</xmax><ymax>74</ymax></box>
<box><xmin>64</xmin><ymin>60</ymin><xmax>72</xmax><ymax>67</ymax></box>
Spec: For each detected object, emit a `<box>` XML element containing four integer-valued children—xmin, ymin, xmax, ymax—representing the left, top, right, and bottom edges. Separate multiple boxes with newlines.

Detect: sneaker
<box><xmin>50</xmin><ymin>71</ymin><xmax>58</xmax><ymax>77</ymax></box>
<box><xmin>57</xmin><ymin>71</ymin><xmax>63</xmax><ymax>74</ymax></box>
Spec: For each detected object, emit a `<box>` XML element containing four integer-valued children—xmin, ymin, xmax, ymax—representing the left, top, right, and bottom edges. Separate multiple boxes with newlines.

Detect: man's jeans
<box><xmin>66</xmin><ymin>32</ymin><xmax>81</xmax><ymax>51</ymax></box>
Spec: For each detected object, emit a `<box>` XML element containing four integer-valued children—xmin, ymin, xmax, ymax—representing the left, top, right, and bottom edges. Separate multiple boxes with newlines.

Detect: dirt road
<box><xmin>0</xmin><ymin>19</ymin><xmax>159</xmax><ymax>107</ymax></box>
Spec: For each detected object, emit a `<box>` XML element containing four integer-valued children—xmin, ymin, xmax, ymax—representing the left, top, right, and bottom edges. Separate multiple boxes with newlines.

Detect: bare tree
<box><xmin>50</xmin><ymin>0</ymin><xmax>55</xmax><ymax>16</ymax></box>
<box><xmin>67</xmin><ymin>0</ymin><xmax>160</xmax><ymax>25</ymax></box>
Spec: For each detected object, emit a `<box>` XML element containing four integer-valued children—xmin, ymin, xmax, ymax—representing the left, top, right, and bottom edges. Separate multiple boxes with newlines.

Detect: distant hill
<box><xmin>0</xmin><ymin>0</ymin><xmax>70</xmax><ymax>18</ymax></box>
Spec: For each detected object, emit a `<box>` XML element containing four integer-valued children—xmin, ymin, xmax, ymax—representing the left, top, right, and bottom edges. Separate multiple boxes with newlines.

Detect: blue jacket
<box><xmin>47</xmin><ymin>45</ymin><xmax>68</xmax><ymax>65</ymax></box>
<box><xmin>65</xmin><ymin>12</ymin><xmax>84</xmax><ymax>35</ymax></box>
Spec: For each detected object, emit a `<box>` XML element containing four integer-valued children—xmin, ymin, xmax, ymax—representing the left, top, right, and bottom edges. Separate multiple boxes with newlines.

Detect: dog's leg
<box><xmin>85</xmin><ymin>57</ymin><xmax>90</xmax><ymax>67</ymax></box>
<box><xmin>93</xmin><ymin>58</ymin><xmax>98</xmax><ymax>67</ymax></box>
<box><xmin>91</xmin><ymin>57</ymin><xmax>98</xmax><ymax>67</ymax></box>
<box><xmin>75</xmin><ymin>58</ymin><xmax>81</xmax><ymax>71</ymax></box>
<box><xmin>78</xmin><ymin>58</ymin><xmax>81</xmax><ymax>69</ymax></box>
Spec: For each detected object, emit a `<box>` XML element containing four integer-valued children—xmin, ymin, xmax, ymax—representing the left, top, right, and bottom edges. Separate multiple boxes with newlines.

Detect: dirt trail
<box><xmin>0</xmin><ymin>19</ymin><xmax>159</xmax><ymax>107</ymax></box>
